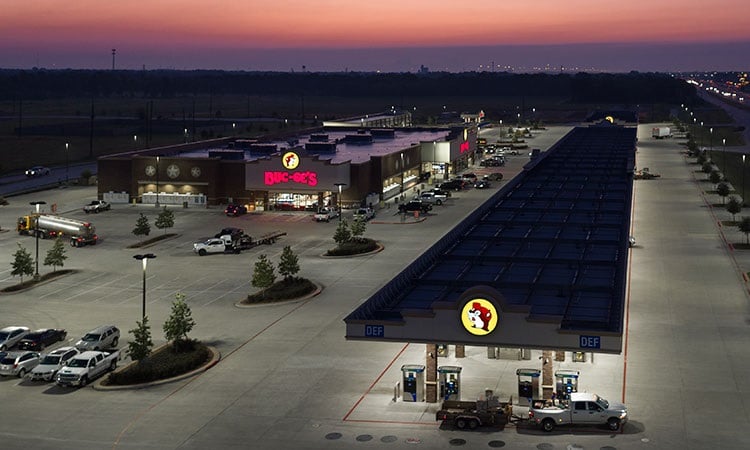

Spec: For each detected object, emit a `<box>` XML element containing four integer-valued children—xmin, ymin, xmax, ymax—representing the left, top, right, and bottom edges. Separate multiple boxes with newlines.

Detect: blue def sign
<box><xmin>365</xmin><ymin>325</ymin><xmax>384</xmax><ymax>337</ymax></box>
<box><xmin>579</xmin><ymin>335</ymin><xmax>601</xmax><ymax>349</ymax></box>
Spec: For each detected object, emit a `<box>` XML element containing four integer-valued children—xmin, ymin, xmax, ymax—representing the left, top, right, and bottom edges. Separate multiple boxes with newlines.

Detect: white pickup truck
<box><xmin>314</xmin><ymin>207</ymin><xmax>339</xmax><ymax>222</ymax></box>
<box><xmin>83</xmin><ymin>200</ymin><xmax>111</xmax><ymax>213</ymax></box>
<box><xmin>55</xmin><ymin>350</ymin><xmax>120</xmax><ymax>387</ymax></box>
<box><xmin>528</xmin><ymin>392</ymin><xmax>627</xmax><ymax>432</ymax></box>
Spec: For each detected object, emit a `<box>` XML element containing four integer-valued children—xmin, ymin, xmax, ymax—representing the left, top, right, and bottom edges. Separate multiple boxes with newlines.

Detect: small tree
<box><xmin>739</xmin><ymin>217</ymin><xmax>750</xmax><ymax>245</ymax></box>
<box><xmin>351</xmin><ymin>216</ymin><xmax>366</xmax><ymax>242</ymax></box>
<box><xmin>728</xmin><ymin>196</ymin><xmax>742</xmax><ymax>222</ymax></box>
<box><xmin>163</xmin><ymin>293</ymin><xmax>196</xmax><ymax>351</ymax></box>
<box><xmin>702</xmin><ymin>162</ymin><xmax>713</xmax><ymax>179</ymax></box>
<box><xmin>133</xmin><ymin>213</ymin><xmax>151</xmax><ymax>238</ymax></box>
<box><xmin>128</xmin><ymin>316</ymin><xmax>153</xmax><ymax>363</ymax></box>
<box><xmin>333</xmin><ymin>219</ymin><xmax>352</xmax><ymax>245</ymax></box>
<box><xmin>717</xmin><ymin>182</ymin><xmax>731</xmax><ymax>204</ymax></box>
<box><xmin>43</xmin><ymin>237</ymin><xmax>67</xmax><ymax>272</ymax></box>
<box><xmin>155</xmin><ymin>206</ymin><xmax>175</xmax><ymax>234</ymax></box>
<box><xmin>710</xmin><ymin>170</ymin><xmax>722</xmax><ymax>188</ymax></box>
<box><xmin>252</xmin><ymin>254</ymin><xmax>276</xmax><ymax>298</ymax></box>
<box><xmin>11</xmin><ymin>243</ymin><xmax>34</xmax><ymax>283</ymax></box>
<box><xmin>696</xmin><ymin>151</ymin><xmax>707</xmax><ymax>165</ymax></box>
<box><xmin>278</xmin><ymin>246</ymin><xmax>300</xmax><ymax>281</ymax></box>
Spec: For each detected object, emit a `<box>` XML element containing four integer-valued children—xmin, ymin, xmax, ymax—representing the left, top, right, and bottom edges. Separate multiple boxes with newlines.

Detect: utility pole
<box><xmin>111</xmin><ymin>49</ymin><xmax>116</xmax><ymax>70</ymax></box>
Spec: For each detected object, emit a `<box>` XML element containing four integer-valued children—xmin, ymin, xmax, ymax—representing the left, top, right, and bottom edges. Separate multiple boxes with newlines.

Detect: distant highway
<box><xmin>0</xmin><ymin>162</ymin><xmax>97</xmax><ymax>197</ymax></box>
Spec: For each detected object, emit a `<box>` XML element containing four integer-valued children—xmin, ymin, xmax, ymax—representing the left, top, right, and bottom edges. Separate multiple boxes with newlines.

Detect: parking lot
<box><xmin>10</xmin><ymin>123</ymin><xmax>750</xmax><ymax>449</ymax></box>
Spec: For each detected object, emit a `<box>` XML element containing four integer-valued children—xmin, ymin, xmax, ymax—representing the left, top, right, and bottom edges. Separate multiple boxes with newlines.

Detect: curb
<box><xmin>235</xmin><ymin>281</ymin><xmax>323</xmax><ymax>308</ymax></box>
<box><xmin>93</xmin><ymin>345</ymin><xmax>221</xmax><ymax>391</ymax></box>
<box><xmin>320</xmin><ymin>242</ymin><xmax>384</xmax><ymax>259</ymax></box>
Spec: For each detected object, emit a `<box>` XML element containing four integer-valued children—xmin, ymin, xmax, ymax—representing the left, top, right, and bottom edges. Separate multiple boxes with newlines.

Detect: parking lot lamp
<box><xmin>334</xmin><ymin>183</ymin><xmax>346</xmax><ymax>222</ymax></box>
<box><xmin>30</xmin><ymin>201</ymin><xmax>47</xmax><ymax>280</ymax></box>
<box><xmin>700</xmin><ymin>121</ymin><xmax>704</xmax><ymax>155</ymax></box>
<box><xmin>133</xmin><ymin>254</ymin><xmax>156</xmax><ymax>320</ymax></box>
<box><xmin>723</xmin><ymin>138</ymin><xmax>727</xmax><ymax>174</ymax></box>
<box><xmin>65</xmin><ymin>142</ymin><xmax>69</xmax><ymax>185</ymax></box>
<box><xmin>743</xmin><ymin>155</ymin><xmax>746</xmax><ymax>206</ymax></box>
<box><xmin>709</xmin><ymin>127</ymin><xmax>713</xmax><ymax>165</ymax></box>
<box><xmin>155</xmin><ymin>156</ymin><xmax>160</xmax><ymax>208</ymax></box>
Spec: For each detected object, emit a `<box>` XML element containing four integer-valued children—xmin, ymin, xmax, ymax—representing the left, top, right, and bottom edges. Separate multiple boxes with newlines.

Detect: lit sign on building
<box><xmin>459</xmin><ymin>141</ymin><xmax>470</xmax><ymax>154</ymax></box>
<box><xmin>264</xmin><ymin>152</ymin><xmax>318</xmax><ymax>187</ymax></box>
<box><xmin>460</xmin><ymin>298</ymin><xmax>498</xmax><ymax>336</ymax></box>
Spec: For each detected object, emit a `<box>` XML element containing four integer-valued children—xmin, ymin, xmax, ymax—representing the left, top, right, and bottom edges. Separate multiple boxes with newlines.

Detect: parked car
<box><xmin>419</xmin><ymin>192</ymin><xmax>444</xmax><ymax>205</ymax></box>
<box><xmin>17</xmin><ymin>328</ymin><xmax>67</xmax><ymax>351</ymax></box>
<box><xmin>398</xmin><ymin>200</ymin><xmax>432</xmax><ymax>214</ymax></box>
<box><xmin>224</xmin><ymin>204</ymin><xmax>248</xmax><ymax>217</ymax></box>
<box><xmin>0</xmin><ymin>326</ymin><xmax>30</xmax><ymax>351</ymax></box>
<box><xmin>0</xmin><ymin>351</ymin><xmax>41</xmax><ymax>378</ymax></box>
<box><xmin>74</xmin><ymin>325</ymin><xmax>120</xmax><ymax>351</ymax></box>
<box><xmin>193</xmin><ymin>238</ymin><xmax>228</xmax><ymax>256</ymax></box>
<box><xmin>29</xmin><ymin>347</ymin><xmax>79</xmax><ymax>382</ymax></box>
<box><xmin>353</xmin><ymin>207</ymin><xmax>376</xmax><ymax>221</ymax></box>
<box><xmin>83</xmin><ymin>200</ymin><xmax>111</xmax><ymax>214</ymax></box>
<box><xmin>56</xmin><ymin>350</ymin><xmax>120</xmax><ymax>387</ymax></box>
<box><xmin>439</xmin><ymin>180</ymin><xmax>465</xmax><ymax>191</ymax></box>
<box><xmin>429</xmin><ymin>188</ymin><xmax>451</xmax><ymax>198</ymax></box>
<box><xmin>25</xmin><ymin>166</ymin><xmax>51</xmax><ymax>177</ymax></box>
<box><xmin>484</xmin><ymin>172</ymin><xmax>504</xmax><ymax>182</ymax></box>
<box><xmin>461</xmin><ymin>173</ymin><xmax>478</xmax><ymax>182</ymax></box>
<box><xmin>474</xmin><ymin>179</ymin><xmax>492</xmax><ymax>189</ymax></box>
<box><xmin>479</xmin><ymin>158</ymin><xmax>503</xmax><ymax>167</ymax></box>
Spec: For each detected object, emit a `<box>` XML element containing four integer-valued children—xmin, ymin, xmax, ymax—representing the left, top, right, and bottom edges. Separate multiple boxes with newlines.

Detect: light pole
<box><xmin>723</xmin><ymin>138</ymin><xmax>727</xmax><ymax>175</ymax></box>
<box><xmin>30</xmin><ymin>201</ymin><xmax>46</xmax><ymax>281</ymax></box>
<box><xmin>700</xmin><ymin>121</ymin><xmax>704</xmax><ymax>154</ymax></box>
<box><xmin>133</xmin><ymin>254</ymin><xmax>156</xmax><ymax>320</ymax></box>
<box><xmin>400</xmin><ymin>152</ymin><xmax>405</xmax><ymax>195</ymax></box>
<box><xmin>743</xmin><ymin>154</ymin><xmax>746</xmax><ymax>206</ymax></box>
<box><xmin>133</xmin><ymin>135</ymin><xmax>138</xmax><ymax>148</ymax></box>
<box><xmin>65</xmin><ymin>142</ymin><xmax>69</xmax><ymax>185</ymax></box>
<box><xmin>155</xmin><ymin>156</ymin><xmax>160</xmax><ymax>208</ymax></box>
<box><xmin>334</xmin><ymin>183</ymin><xmax>346</xmax><ymax>222</ymax></box>
<box><xmin>710</xmin><ymin>127</ymin><xmax>713</xmax><ymax>164</ymax></box>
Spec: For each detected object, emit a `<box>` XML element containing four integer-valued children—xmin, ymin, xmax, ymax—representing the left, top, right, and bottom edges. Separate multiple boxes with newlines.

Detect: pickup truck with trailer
<box><xmin>436</xmin><ymin>391</ymin><xmax>513</xmax><ymax>430</ymax></box>
<box><xmin>193</xmin><ymin>230</ymin><xmax>286</xmax><ymax>255</ymax></box>
<box><xmin>83</xmin><ymin>200</ymin><xmax>111</xmax><ymax>214</ymax></box>
<box><xmin>55</xmin><ymin>350</ymin><xmax>120</xmax><ymax>387</ymax></box>
<box><xmin>17</xmin><ymin>214</ymin><xmax>98</xmax><ymax>247</ymax></box>
<box><xmin>528</xmin><ymin>392</ymin><xmax>628</xmax><ymax>432</ymax></box>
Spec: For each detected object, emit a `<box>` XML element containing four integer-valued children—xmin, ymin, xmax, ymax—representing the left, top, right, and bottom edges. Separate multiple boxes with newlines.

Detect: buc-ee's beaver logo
<box><xmin>282</xmin><ymin>152</ymin><xmax>300</xmax><ymax>170</ymax></box>
<box><xmin>461</xmin><ymin>298</ymin><xmax>498</xmax><ymax>336</ymax></box>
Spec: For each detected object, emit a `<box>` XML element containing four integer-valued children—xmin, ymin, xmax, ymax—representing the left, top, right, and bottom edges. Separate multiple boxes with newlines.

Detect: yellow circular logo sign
<box><xmin>461</xmin><ymin>298</ymin><xmax>498</xmax><ymax>336</ymax></box>
<box><xmin>282</xmin><ymin>152</ymin><xmax>300</xmax><ymax>170</ymax></box>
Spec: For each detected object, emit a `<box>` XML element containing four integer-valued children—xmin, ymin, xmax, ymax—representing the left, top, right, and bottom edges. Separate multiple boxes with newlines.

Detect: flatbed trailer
<box><xmin>436</xmin><ymin>393</ymin><xmax>513</xmax><ymax>430</ymax></box>
<box><xmin>229</xmin><ymin>230</ymin><xmax>287</xmax><ymax>252</ymax></box>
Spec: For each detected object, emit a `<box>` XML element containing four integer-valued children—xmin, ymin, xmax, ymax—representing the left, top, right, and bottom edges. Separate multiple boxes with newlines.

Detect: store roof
<box><xmin>345</xmin><ymin>125</ymin><xmax>636</xmax><ymax>335</ymax></box>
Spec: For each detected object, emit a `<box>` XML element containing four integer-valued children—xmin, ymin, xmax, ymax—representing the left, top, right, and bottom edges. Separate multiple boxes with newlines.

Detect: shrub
<box><xmin>106</xmin><ymin>341</ymin><xmax>209</xmax><ymax>385</ymax></box>
<box><xmin>245</xmin><ymin>277</ymin><xmax>316</xmax><ymax>303</ymax></box>
<box><xmin>326</xmin><ymin>238</ymin><xmax>378</xmax><ymax>256</ymax></box>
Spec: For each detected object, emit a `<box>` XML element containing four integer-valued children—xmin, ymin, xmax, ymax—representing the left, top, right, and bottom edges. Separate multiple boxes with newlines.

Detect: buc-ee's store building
<box><xmin>96</xmin><ymin>126</ymin><xmax>478</xmax><ymax>210</ymax></box>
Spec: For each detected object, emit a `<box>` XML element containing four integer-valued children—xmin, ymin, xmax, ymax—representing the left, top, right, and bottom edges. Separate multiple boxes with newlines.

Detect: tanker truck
<box><xmin>17</xmin><ymin>214</ymin><xmax>98</xmax><ymax>247</ymax></box>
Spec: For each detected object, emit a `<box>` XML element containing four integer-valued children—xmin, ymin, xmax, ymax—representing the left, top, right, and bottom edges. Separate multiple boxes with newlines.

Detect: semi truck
<box><xmin>17</xmin><ymin>214</ymin><xmax>98</xmax><ymax>247</ymax></box>
<box><xmin>651</xmin><ymin>127</ymin><xmax>672</xmax><ymax>139</ymax></box>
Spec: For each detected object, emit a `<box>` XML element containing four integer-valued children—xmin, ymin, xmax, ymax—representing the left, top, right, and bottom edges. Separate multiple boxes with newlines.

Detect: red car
<box><xmin>17</xmin><ymin>329</ymin><xmax>67</xmax><ymax>351</ymax></box>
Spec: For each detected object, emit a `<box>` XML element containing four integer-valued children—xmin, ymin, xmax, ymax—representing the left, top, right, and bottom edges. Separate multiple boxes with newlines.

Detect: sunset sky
<box><xmin>3</xmin><ymin>0</ymin><xmax>749</xmax><ymax>72</ymax></box>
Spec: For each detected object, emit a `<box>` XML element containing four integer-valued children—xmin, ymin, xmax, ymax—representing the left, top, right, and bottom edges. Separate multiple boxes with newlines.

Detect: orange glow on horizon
<box><xmin>4</xmin><ymin>0</ymin><xmax>750</xmax><ymax>50</ymax></box>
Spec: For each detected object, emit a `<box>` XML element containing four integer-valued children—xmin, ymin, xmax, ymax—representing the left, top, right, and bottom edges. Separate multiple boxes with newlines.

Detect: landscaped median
<box><xmin>94</xmin><ymin>342</ymin><xmax>220</xmax><ymax>390</ymax></box>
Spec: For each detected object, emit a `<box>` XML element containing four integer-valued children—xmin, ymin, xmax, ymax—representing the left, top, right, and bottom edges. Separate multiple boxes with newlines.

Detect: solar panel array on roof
<box><xmin>345</xmin><ymin>125</ymin><xmax>636</xmax><ymax>335</ymax></box>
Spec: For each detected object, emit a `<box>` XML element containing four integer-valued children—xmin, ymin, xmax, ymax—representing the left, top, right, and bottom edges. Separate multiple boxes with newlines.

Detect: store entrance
<box><xmin>268</xmin><ymin>192</ymin><xmax>323</xmax><ymax>212</ymax></box>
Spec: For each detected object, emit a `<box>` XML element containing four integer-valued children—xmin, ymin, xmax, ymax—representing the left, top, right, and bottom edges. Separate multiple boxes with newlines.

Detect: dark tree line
<box><xmin>0</xmin><ymin>69</ymin><xmax>696</xmax><ymax>105</ymax></box>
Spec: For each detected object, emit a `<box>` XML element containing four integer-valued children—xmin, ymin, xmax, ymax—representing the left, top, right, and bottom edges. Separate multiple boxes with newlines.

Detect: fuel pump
<box><xmin>401</xmin><ymin>364</ymin><xmax>425</xmax><ymax>402</ymax></box>
<box><xmin>437</xmin><ymin>365</ymin><xmax>462</xmax><ymax>401</ymax></box>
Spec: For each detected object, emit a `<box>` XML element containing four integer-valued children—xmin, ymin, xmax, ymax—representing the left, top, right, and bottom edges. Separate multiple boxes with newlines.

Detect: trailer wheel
<box><xmin>468</xmin><ymin>419</ymin><xmax>479</xmax><ymax>430</ymax></box>
<box><xmin>607</xmin><ymin>418</ymin><xmax>621</xmax><ymax>431</ymax></box>
<box><xmin>455</xmin><ymin>418</ymin><xmax>467</xmax><ymax>430</ymax></box>
<box><xmin>542</xmin><ymin>418</ymin><xmax>555</xmax><ymax>432</ymax></box>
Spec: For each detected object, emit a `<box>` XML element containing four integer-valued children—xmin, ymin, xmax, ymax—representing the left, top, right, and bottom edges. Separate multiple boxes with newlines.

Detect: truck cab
<box><xmin>529</xmin><ymin>392</ymin><xmax>627</xmax><ymax>432</ymax></box>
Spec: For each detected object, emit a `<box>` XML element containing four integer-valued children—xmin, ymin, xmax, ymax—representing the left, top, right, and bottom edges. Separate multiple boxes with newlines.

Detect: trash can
<box><xmin>183</xmin><ymin>201</ymin><xmax>188</xmax><ymax>208</ymax></box>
